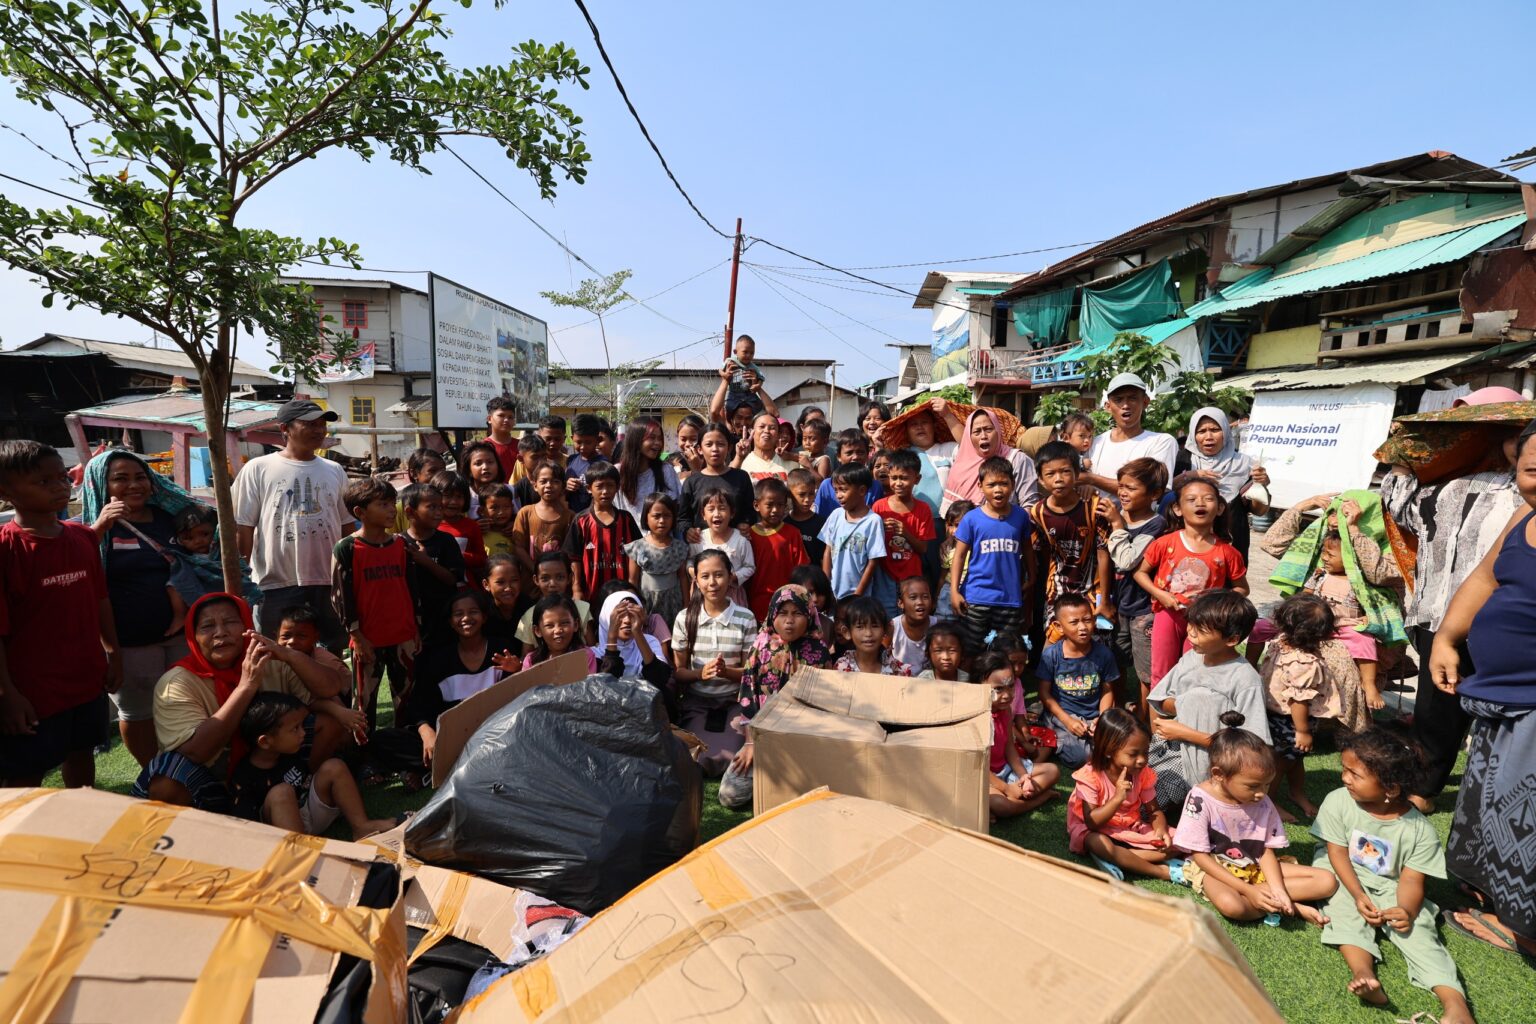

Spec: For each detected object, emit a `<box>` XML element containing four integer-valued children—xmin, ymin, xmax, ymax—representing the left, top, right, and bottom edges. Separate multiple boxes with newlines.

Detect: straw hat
<box><xmin>880</xmin><ymin>399</ymin><xmax>1023</xmax><ymax>451</ymax></box>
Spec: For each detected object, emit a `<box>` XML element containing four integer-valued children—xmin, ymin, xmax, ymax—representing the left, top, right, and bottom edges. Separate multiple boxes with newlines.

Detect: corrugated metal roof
<box><xmin>71</xmin><ymin>392</ymin><xmax>285</xmax><ymax>430</ymax></box>
<box><xmin>1221</xmin><ymin>351</ymin><xmax>1480</xmax><ymax>392</ymax></box>
<box><xmin>15</xmin><ymin>334</ymin><xmax>274</xmax><ymax>382</ymax></box>
<box><xmin>1186</xmin><ymin>213</ymin><xmax>1524</xmax><ymax>320</ymax></box>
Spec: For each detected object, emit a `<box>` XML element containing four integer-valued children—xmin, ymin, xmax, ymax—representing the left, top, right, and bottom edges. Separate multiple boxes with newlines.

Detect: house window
<box><xmin>343</xmin><ymin>301</ymin><xmax>368</xmax><ymax>329</ymax></box>
<box><xmin>350</xmin><ymin>396</ymin><xmax>374</xmax><ymax>425</ymax></box>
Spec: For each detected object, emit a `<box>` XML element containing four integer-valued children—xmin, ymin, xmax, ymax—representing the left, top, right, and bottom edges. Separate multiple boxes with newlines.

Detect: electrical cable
<box><xmin>570</xmin><ymin>0</ymin><xmax>731</xmax><ymax>239</ymax></box>
<box><xmin>745</xmin><ymin>265</ymin><xmax>912</xmax><ymax>344</ymax></box>
<box><xmin>745</xmin><ymin>264</ymin><xmax>888</xmax><ymax>375</ymax></box>
<box><xmin>549</xmin><ymin>259</ymin><xmax>728</xmax><ymax>334</ymax></box>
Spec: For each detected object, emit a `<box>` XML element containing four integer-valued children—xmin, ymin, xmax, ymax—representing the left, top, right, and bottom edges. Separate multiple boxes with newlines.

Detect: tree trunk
<box><xmin>199</xmin><ymin>325</ymin><xmax>245</xmax><ymax>594</ymax></box>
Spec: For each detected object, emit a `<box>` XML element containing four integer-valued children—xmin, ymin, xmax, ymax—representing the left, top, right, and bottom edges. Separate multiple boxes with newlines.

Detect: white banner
<box><xmin>429</xmin><ymin>273</ymin><xmax>549</xmax><ymax>429</ymax></box>
<box><xmin>317</xmin><ymin>342</ymin><xmax>375</xmax><ymax>384</ymax></box>
<box><xmin>1242</xmin><ymin>383</ymin><xmax>1396</xmax><ymax>508</ymax></box>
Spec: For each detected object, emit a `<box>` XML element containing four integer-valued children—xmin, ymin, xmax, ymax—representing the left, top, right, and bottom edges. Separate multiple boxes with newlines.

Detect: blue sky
<box><xmin>1</xmin><ymin>0</ymin><xmax>1531</xmax><ymax>385</ymax></box>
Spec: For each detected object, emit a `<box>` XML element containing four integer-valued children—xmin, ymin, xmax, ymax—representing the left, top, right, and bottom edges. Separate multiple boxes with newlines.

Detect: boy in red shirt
<box><xmin>870</xmin><ymin>448</ymin><xmax>935</xmax><ymax>618</ymax></box>
<box><xmin>562</xmin><ymin>461</ymin><xmax>638</xmax><ymax>604</ymax></box>
<box><xmin>483</xmin><ymin>396</ymin><xmax>519</xmax><ymax>482</ymax></box>
<box><xmin>747</xmin><ymin>477</ymin><xmax>809</xmax><ymax>621</ymax></box>
<box><xmin>332</xmin><ymin>476</ymin><xmax>423</xmax><ymax>733</ymax></box>
<box><xmin>0</xmin><ymin>441</ymin><xmax>122</xmax><ymax>787</ymax></box>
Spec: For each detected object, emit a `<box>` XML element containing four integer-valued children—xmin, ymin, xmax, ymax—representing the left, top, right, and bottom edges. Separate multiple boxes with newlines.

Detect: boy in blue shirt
<box><xmin>1036</xmin><ymin>592</ymin><xmax>1120</xmax><ymax>768</ymax></box>
<box><xmin>814</xmin><ymin>429</ymin><xmax>884</xmax><ymax>517</ymax></box>
<box><xmin>818</xmin><ymin>462</ymin><xmax>886</xmax><ymax>599</ymax></box>
<box><xmin>950</xmin><ymin>456</ymin><xmax>1035</xmax><ymax>653</ymax></box>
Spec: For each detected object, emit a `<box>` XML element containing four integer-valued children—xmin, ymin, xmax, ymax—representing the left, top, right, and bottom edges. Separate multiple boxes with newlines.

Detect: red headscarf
<box><xmin>944</xmin><ymin>408</ymin><xmax>1016</xmax><ymax>508</ymax></box>
<box><xmin>174</xmin><ymin>591</ymin><xmax>257</xmax><ymax>705</ymax></box>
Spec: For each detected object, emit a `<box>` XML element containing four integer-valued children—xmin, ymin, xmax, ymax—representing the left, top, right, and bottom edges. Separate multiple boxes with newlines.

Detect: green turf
<box><xmin>57</xmin><ymin>705</ymin><xmax>1536</xmax><ymax>1023</ymax></box>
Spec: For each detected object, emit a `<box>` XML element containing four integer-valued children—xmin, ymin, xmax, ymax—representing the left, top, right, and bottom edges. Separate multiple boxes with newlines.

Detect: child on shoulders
<box><xmin>723</xmin><ymin>334</ymin><xmax>766</xmax><ymax>413</ymax></box>
<box><xmin>1170</xmin><ymin>711</ymin><xmax>1337</xmax><ymax>926</ymax></box>
<box><xmin>1036</xmin><ymin>592</ymin><xmax>1120</xmax><ymax>769</ymax></box>
<box><xmin>1310</xmin><ymin>728</ymin><xmax>1472</xmax><ymax>1024</ymax></box>
<box><xmin>231</xmin><ymin>692</ymin><xmax>398</xmax><ymax>839</ymax></box>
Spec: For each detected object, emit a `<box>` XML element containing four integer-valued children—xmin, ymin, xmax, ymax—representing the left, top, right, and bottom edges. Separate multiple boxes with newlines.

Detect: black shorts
<box><xmin>0</xmin><ymin>692</ymin><xmax>109</xmax><ymax>781</ymax></box>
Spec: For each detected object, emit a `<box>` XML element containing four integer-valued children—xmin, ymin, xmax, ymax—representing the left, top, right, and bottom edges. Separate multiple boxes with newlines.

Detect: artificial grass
<box><xmin>54</xmin><ymin>707</ymin><xmax>1536</xmax><ymax>1023</ymax></box>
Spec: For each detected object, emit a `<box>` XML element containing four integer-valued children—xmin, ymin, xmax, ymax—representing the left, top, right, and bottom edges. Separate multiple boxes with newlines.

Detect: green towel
<box><xmin>1269</xmin><ymin>490</ymin><xmax>1406</xmax><ymax>645</ymax></box>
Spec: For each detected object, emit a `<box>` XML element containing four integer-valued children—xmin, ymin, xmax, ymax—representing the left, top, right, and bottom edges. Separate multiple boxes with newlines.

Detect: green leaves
<box><xmin>539</xmin><ymin>269</ymin><xmax>632</xmax><ymax>316</ymax></box>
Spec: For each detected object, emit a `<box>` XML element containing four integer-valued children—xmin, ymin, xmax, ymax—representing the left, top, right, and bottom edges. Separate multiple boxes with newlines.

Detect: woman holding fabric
<box><xmin>1428</xmin><ymin>419</ymin><xmax>1536</xmax><ymax>959</ymax></box>
<box><xmin>939</xmin><ymin>407</ymin><xmax>1039</xmax><ymax>514</ymax></box>
<box><xmin>1185</xmin><ymin>407</ymin><xmax>1269</xmax><ymax>562</ymax></box>
<box><xmin>131</xmin><ymin>592</ymin><xmax>350</xmax><ymax>811</ymax></box>
<box><xmin>83</xmin><ymin>450</ymin><xmax>197</xmax><ymax>766</ymax></box>
<box><xmin>1379</xmin><ymin>396</ymin><xmax>1533</xmax><ymax>810</ymax></box>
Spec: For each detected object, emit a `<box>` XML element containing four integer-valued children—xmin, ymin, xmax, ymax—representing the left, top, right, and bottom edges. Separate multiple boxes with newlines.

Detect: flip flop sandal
<box><xmin>1443</xmin><ymin>908</ymin><xmax>1535</xmax><ymax>962</ymax></box>
<box><xmin>1166</xmin><ymin>858</ymin><xmax>1190</xmax><ymax>887</ymax></box>
<box><xmin>1090</xmin><ymin>855</ymin><xmax>1125</xmax><ymax>881</ymax></box>
<box><xmin>1455</xmin><ymin>881</ymin><xmax>1489</xmax><ymax>909</ymax></box>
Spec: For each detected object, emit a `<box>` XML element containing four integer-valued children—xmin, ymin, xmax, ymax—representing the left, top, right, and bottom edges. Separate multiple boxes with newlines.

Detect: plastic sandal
<box><xmin>1262</xmin><ymin>912</ymin><xmax>1282</xmax><ymax>927</ymax></box>
<box><xmin>1166</xmin><ymin>858</ymin><xmax>1189</xmax><ymax>887</ymax></box>
<box><xmin>1090</xmin><ymin>855</ymin><xmax>1125</xmax><ymax>881</ymax></box>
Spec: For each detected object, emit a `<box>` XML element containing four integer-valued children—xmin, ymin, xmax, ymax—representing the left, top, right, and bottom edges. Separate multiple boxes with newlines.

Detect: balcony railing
<box><xmin>969</xmin><ymin>343</ymin><xmax>1082</xmax><ymax>386</ymax></box>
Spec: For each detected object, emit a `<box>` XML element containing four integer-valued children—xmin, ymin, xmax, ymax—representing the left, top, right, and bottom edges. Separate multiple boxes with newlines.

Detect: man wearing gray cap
<box><xmin>1080</xmin><ymin>373</ymin><xmax>1178</xmax><ymax>501</ymax></box>
<box><xmin>233</xmin><ymin>399</ymin><xmax>353</xmax><ymax>647</ymax></box>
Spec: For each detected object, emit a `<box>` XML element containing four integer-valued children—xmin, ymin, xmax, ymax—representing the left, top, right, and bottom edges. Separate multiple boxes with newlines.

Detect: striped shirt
<box><xmin>672</xmin><ymin>601</ymin><xmax>758</xmax><ymax>701</ymax></box>
<box><xmin>562</xmin><ymin>508</ymin><xmax>639</xmax><ymax>597</ymax></box>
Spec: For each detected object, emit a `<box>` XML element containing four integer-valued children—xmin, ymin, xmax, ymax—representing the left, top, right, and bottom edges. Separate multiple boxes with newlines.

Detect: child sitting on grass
<box><xmin>1260</xmin><ymin>593</ymin><xmax>1371</xmax><ymax>821</ymax></box>
<box><xmin>1036</xmin><ymin>592</ymin><xmax>1119</xmax><ymax>769</ymax></box>
<box><xmin>834</xmin><ymin>595</ymin><xmax>912</xmax><ymax>676</ymax></box>
<box><xmin>231</xmin><ymin>692</ymin><xmax>398</xmax><ymax>839</ymax></box>
<box><xmin>1067</xmin><ymin>707</ymin><xmax>1182</xmax><ymax>883</ymax></box>
<box><xmin>976</xmin><ymin>651</ymin><xmax>1060</xmax><ymax>820</ymax></box>
<box><xmin>1311</xmin><ymin>728</ymin><xmax>1473</xmax><ymax>1024</ymax></box>
<box><xmin>1170</xmin><ymin>711</ymin><xmax>1337</xmax><ymax>926</ymax></box>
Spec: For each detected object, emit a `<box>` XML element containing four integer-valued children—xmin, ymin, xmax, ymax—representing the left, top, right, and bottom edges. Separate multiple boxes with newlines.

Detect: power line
<box><xmin>748</xmin><ymin>265</ymin><xmax>913</xmax><ymax>344</ymax></box>
<box><xmin>549</xmin><ymin>259</ymin><xmax>727</xmax><ymax>334</ymax></box>
<box><xmin>441</xmin><ymin>141</ymin><xmax>710</xmax><ymax>335</ymax></box>
<box><xmin>0</xmin><ymin>169</ymin><xmax>104</xmax><ymax>210</ymax></box>
<box><xmin>570</xmin><ymin>0</ymin><xmax>730</xmax><ymax>239</ymax></box>
<box><xmin>745</xmin><ymin>264</ymin><xmax>887</xmax><ymax>375</ymax></box>
<box><xmin>748</xmin><ymin>239</ymin><xmax>1107</xmax><ymax>272</ymax></box>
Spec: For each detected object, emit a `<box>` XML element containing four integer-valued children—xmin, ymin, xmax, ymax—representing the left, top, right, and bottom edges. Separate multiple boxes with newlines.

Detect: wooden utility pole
<box><xmin>723</xmin><ymin>217</ymin><xmax>743</xmax><ymax>360</ymax></box>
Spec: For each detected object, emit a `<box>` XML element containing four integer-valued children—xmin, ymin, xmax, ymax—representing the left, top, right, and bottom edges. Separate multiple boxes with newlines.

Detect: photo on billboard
<box><xmin>429</xmin><ymin>273</ymin><xmax>549</xmax><ymax>429</ymax></box>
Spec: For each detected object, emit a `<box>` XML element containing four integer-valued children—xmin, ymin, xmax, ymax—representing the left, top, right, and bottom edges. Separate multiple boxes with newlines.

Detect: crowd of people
<box><xmin>0</xmin><ymin>330</ymin><xmax>1531</xmax><ymax>1021</ymax></box>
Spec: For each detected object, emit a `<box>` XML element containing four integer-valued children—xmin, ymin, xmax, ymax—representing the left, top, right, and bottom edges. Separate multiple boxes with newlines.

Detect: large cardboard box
<box><xmin>0</xmin><ymin>786</ymin><xmax>407</xmax><ymax>1023</ymax></box>
<box><xmin>750</xmin><ymin>668</ymin><xmax>993</xmax><ymax>830</ymax></box>
<box><xmin>456</xmin><ymin>790</ymin><xmax>1283</xmax><ymax>1023</ymax></box>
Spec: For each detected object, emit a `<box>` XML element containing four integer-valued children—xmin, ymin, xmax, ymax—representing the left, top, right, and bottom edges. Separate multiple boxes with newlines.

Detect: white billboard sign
<box><xmin>429</xmin><ymin>273</ymin><xmax>549</xmax><ymax>429</ymax></box>
<box><xmin>1242</xmin><ymin>383</ymin><xmax>1396</xmax><ymax>508</ymax></box>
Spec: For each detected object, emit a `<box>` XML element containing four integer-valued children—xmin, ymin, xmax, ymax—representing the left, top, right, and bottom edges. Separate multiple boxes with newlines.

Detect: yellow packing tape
<box><xmin>0</xmin><ymin>796</ymin><xmax>405</xmax><ymax>1023</ymax></box>
<box><xmin>407</xmin><ymin>870</ymin><xmax>470</xmax><ymax>967</ymax></box>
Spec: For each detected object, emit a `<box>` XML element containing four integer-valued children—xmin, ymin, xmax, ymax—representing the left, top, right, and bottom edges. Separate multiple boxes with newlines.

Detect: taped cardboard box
<box><xmin>457</xmin><ymin>790</ymin><xmax>1283</xmax><ymax>1023</ymax></box>
<box><xmin>750</xmin><ymin>667</ymin><xmax>993</xmax><ymax>830</ymax></box>
<box><xmin>0</xmin><ymin>786</ymin><xmax>407</xmax><ymax>1023</ymax></box>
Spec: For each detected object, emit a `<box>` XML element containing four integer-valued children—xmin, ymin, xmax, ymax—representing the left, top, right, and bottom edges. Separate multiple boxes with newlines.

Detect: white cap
<box><xmin>1103</xmin><ymin>372</ymin><xmax>1153</xmax><ymax>400</ymax></box>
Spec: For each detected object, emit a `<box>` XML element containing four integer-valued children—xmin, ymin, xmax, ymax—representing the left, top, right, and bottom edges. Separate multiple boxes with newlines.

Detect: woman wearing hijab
<box><xmin>941</xmin><ymin>408</ymin><xmax>1039</xmax><ymax>515</ymax></box>
<box><xmin>1185</xmin><ymin>407</ymin><xmax>1269</xmax><ymax>561</ymax></box>
<box><xmin>592</xmin><ymin>590</ymin><xmax>672</xmax><ymax>692</ymax></box>
<box><xmin>81</xmin><ymin>450</ymin><xmax>194</xmax><ymax>766</ymax></box>
<box><xmin>130</xmin><ymin>593</ymin><xmax>348</xmax><ymax>810</ymax></box>
<box><xmin>718</xmin><ymin>585</ymin><xmax>833</xmax><ymax>810</ymax></box>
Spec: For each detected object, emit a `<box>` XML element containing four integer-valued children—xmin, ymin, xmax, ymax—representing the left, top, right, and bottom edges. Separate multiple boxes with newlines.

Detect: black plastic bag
<box><xmin>404</xmin><ymin>674</ymin><xmax>702</xmax><ymax>915</ymax></box>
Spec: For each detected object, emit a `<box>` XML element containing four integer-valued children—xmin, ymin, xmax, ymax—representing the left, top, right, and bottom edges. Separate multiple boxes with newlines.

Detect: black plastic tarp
<box><xmin>404</xmin><ymin>674</ymin><xmax>702</xmax><ymax>915</ymax></box>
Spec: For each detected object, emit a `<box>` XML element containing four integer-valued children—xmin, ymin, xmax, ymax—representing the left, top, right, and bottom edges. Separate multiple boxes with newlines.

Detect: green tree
<box><xmin>1074</xmin><ymin>330</ymin><xmax>1249</xmax><ymax>437</ymax></box>
<box><xmin>1032</xmin><ymin>390</ymin><xmax>1082</xmax><ymax>427</ymax></box>
<box><xmin>540</xmin><ymin>269</ymin><xmax>633</xmax><ymax>420</ymax></box>
<box><xmin>0</xmin><ymin>0</ymin><xmax>591</xmax><ymax>589</ymax></box>
<box><xmin>1080</xmin><ymin>331</ymin><xmax>1178</xmax><ymax>397</ymax></box>
<box><xmin>549</xmin><ymin>356</ymin><xmax>661</xmax><ymax>429</ymax></box>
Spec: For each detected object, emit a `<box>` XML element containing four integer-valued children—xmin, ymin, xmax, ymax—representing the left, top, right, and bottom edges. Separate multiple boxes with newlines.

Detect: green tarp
<box><xmin>1078</xmin><ymin>259</ymin><xmax>1183</xmax><ymax>349</ymax></box>
<box><xmin>1010</xmin><ymin>286</ymin><xmax>1073</xmax><ymax>347</ymax></box>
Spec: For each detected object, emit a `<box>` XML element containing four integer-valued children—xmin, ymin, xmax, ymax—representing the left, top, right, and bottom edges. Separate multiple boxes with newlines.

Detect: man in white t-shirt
<box><xmin>1081</xmin><ymin>373</ymin><xmax>1179</xmax><ymax>501</ymax></box>
<box><xmin>234</xmin><ymin>399</ymin><xmax>354</xmax><ymax>648</ymax></box>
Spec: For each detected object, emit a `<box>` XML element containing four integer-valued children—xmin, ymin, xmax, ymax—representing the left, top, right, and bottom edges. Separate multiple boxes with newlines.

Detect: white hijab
<box><xmin>1185</xmin><ymin>407</ymin><xmax>1251</xmax><ymax>501</ymax></box>
<box><xmin>591</xmin><ymin>591</ymin><xmax>664</xmax><ymax>676</ymax></box>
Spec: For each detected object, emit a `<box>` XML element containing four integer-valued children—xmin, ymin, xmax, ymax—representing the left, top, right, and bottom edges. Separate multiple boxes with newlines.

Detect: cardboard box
<box><xmin>456</xmin><ymin>790</ymin><xmax>1282</xmax><ymax>1023</ymax></box>
<box><xmin>429</xmin><ymin>649</ymin><xmax>591</xmax><ymax>787</ymax></box>
<box><xmin>750</xmin><ymin>668</ymin><xmax>993</xmax><ymax>830</ymax></box>
<box><xmin>0</xmin><ymin>786</ymin><xmax>407</xmax><ymax>1023</ymax></box>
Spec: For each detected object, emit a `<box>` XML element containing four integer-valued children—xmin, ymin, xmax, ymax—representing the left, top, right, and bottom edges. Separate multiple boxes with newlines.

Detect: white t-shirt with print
<box><xmin>233</xmin><ymin>452</ymin><xmax>351</xmax><ymax>589</ymax></box>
